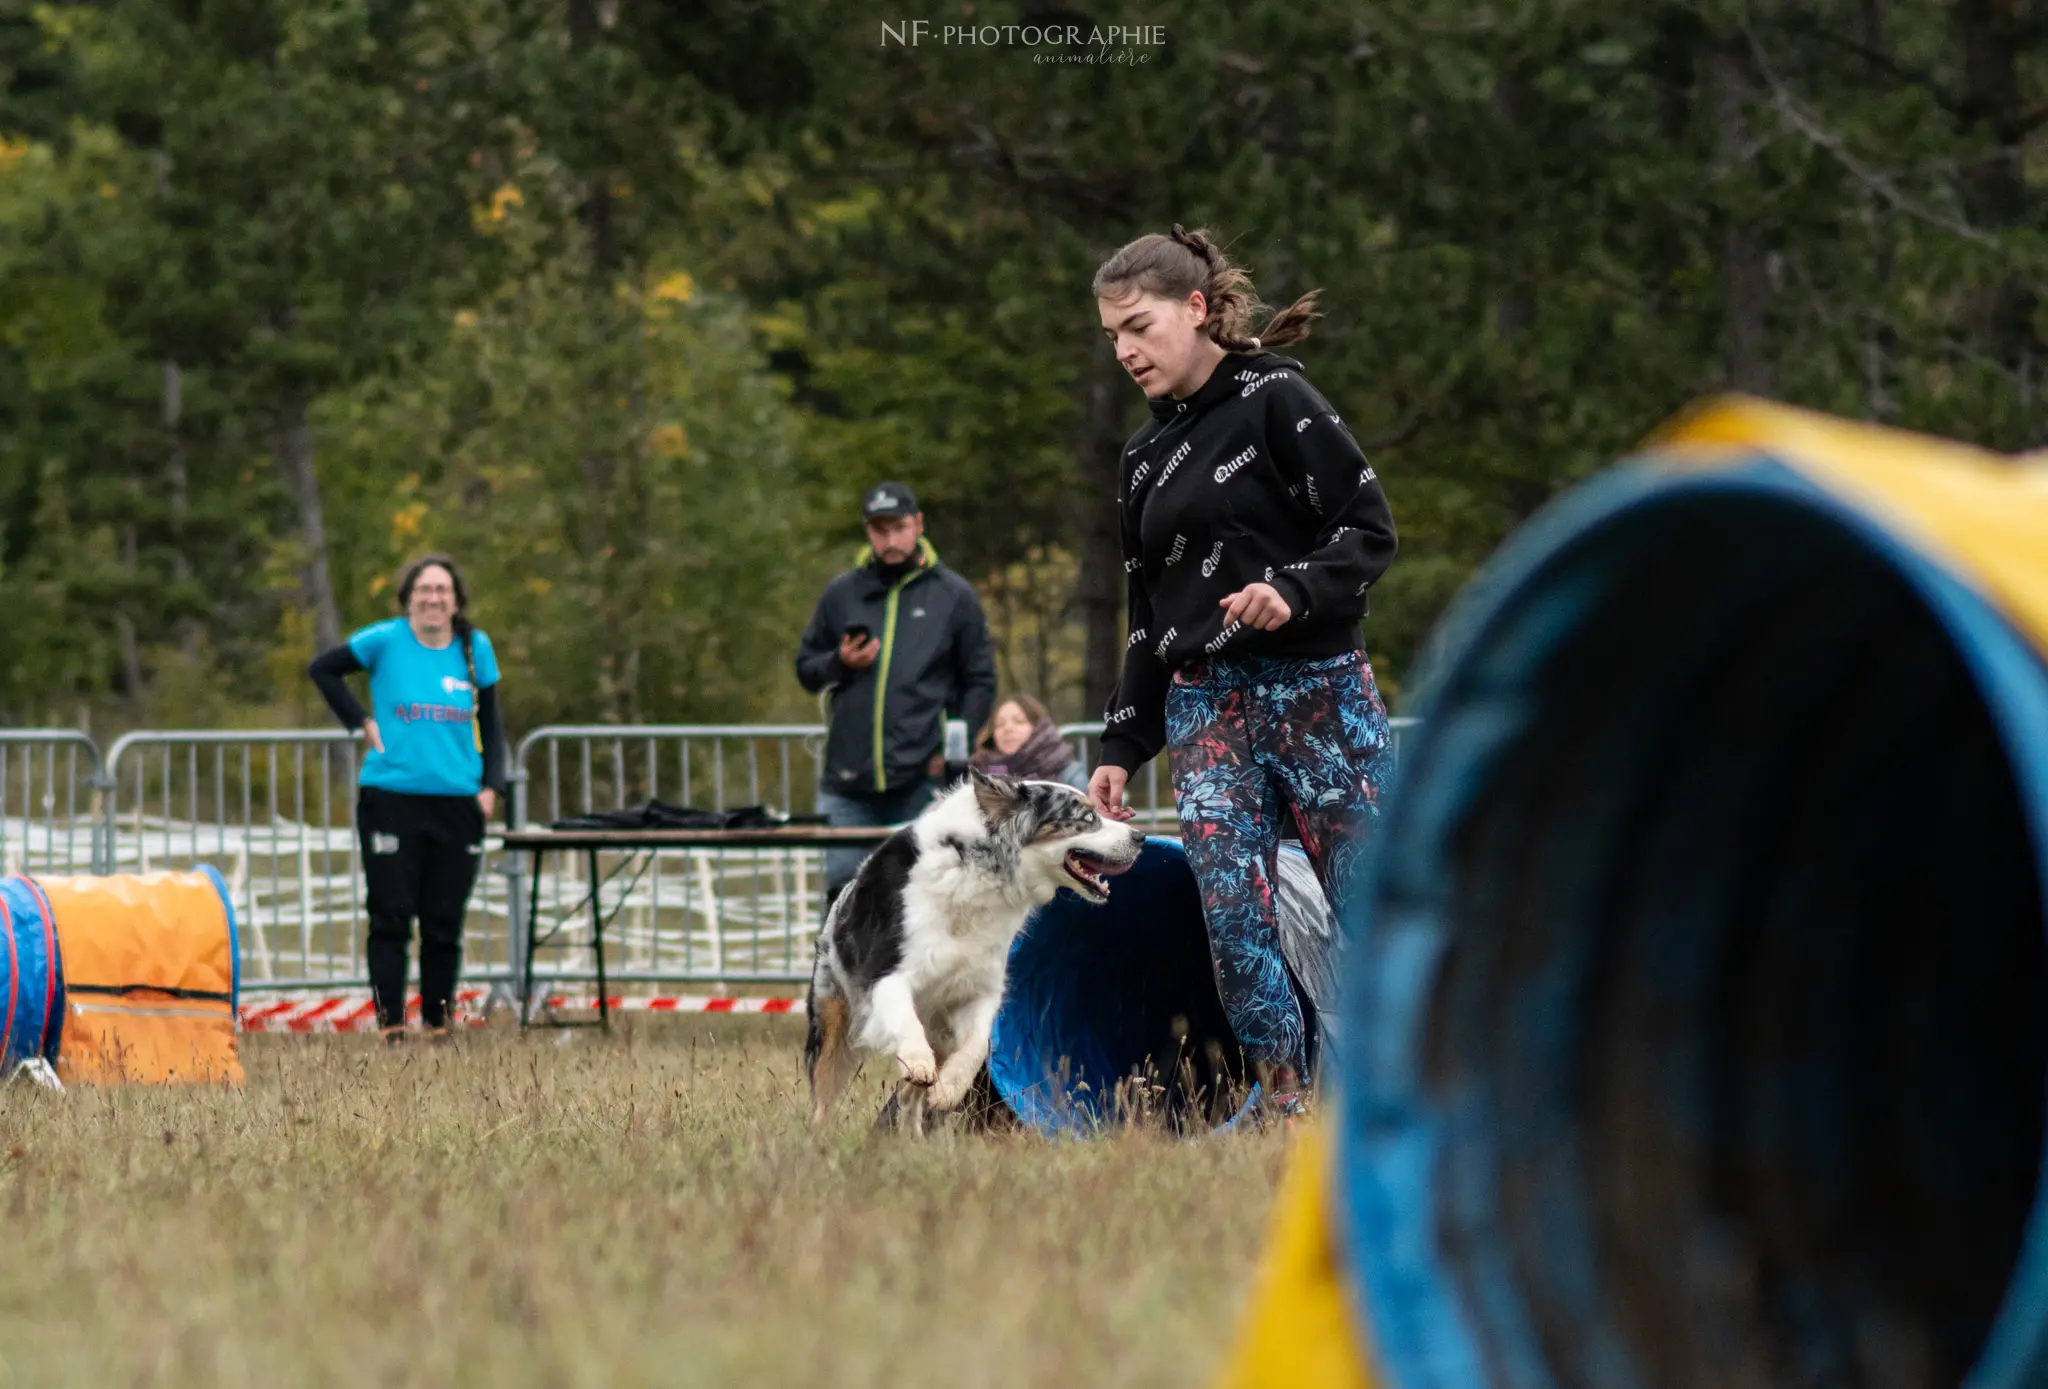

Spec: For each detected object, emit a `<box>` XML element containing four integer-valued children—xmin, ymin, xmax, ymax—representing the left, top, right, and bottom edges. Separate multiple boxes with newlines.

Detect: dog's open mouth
<box><xmin>1063</xmin><ymin>848</ymin><xmax>1134</xmax><ymax>901</ymax></box>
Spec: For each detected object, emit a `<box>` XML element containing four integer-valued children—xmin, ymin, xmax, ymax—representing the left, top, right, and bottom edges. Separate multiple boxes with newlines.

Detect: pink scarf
<box><xmin>972</xmin><ymin>718</ymin><xmax>1074</xmax><ymax>781</ymax></box>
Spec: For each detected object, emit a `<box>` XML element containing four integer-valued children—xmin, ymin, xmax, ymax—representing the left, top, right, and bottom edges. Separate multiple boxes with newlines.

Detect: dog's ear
<box><xmin>969</xmin><ymin>766</ymin><xmax>1021</xmax><ymax>825</ymax></box>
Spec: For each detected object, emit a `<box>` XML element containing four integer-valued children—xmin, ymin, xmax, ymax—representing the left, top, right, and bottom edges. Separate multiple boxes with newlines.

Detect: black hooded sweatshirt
<box><xmin>1099</xmin><ymin>351</ymin><xmax>1397</xmax><ymax>774</ymax></box>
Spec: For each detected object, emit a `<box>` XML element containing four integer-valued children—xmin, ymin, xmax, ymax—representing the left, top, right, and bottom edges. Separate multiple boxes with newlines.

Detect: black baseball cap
<box><xmin>861</xmin><ymin>481</ymin><xmax>920</xmax><ymax>520</ymax></box>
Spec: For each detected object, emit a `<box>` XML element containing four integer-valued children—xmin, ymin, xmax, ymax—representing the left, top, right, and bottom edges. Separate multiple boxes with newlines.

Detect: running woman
<box><xmin>1088</xmin><ymin>225</ymin><xmax>1398</xmax><ymax>1118</ymax></box>
<box><xmin>308</xmin><ymin>554</ymin><xmax>505</xmax><ymax>1044</ymax></box>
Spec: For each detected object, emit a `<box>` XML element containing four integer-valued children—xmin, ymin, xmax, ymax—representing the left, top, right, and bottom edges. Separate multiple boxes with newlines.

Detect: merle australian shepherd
<box><xmin>805</xmin><ymin>768</ymin><xmax>1146</xmax><ymax>1134</ymax></box>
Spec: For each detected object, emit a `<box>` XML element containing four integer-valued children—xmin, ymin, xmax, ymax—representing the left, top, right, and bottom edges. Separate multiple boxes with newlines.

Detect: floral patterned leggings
<box><xmin>1165</xmin><ymin>649</ymin><xmax>1392</xmax><ymax>1084</ymax></box>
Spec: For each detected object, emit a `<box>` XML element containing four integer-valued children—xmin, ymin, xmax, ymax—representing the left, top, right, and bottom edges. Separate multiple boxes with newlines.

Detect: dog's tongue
<box><xmin>1071</xmin><ymin>852</ymin><xmax>1133</xmax><ymax>878</ymax></box>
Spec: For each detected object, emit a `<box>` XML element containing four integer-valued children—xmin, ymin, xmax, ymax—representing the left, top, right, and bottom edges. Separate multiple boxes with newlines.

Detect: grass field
<box><xmin>0</xmin><ymin>1017</ymin><xmax>1292</xmax><ymax>1388</ymax></box>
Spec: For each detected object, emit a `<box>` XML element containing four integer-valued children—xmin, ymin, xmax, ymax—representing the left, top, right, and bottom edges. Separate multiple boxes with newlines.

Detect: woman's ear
<box><xmin>1187</xmin><ymin>290</ymin><xmax>1208</xmax><ymax>325</ymax></box>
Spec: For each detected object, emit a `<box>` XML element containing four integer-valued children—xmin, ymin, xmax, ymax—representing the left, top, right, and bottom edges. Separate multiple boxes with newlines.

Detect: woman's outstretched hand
<box><xmin>1089</xmin><ymin>764</ymin><xmax>1136</xmax><ymax>822</ymax></box>
<box><xmin>1219</xmin><ymin>582</ymin><xmax>1293</xmax><ymax>631</ymax></box>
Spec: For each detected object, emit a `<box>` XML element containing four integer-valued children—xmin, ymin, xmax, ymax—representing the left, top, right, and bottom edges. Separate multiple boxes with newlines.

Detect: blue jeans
<box><xmin>816</xmin><ymin>777</ymin><xmax>938</xmax><ymax>908</ymax></box>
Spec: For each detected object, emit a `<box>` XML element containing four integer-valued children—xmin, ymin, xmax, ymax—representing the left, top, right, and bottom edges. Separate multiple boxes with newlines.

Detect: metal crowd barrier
<box><xmin>504</xmin><ymin>718</ymin><xmax>1416</xmax><ymax>995</ymax></box>
<box><xmin>0</xmin><ymin>731</ymin><xmax>108</xmax><ymax>879</ymax></box>
<box><xmin>98</xmin><ymin>728</ymin><xmax>519</xmax><ymax>992</ymax></box>
<box><xmin>507</xmin><ymin>725</ymin><xmax>829</xmax><ymax>992</ymax></box>
<box><xmin>505</xmin><ymin>723</ymin><xmax>1158</xmax><ymax>994</ymax></box>
<box><xmin>0</xmin><ymin>717</ymin><xmax>1417</xmax><ymax>998</ymax></box>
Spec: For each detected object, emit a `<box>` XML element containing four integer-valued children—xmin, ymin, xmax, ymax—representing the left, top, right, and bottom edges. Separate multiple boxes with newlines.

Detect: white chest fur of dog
<box><xmin>804</xmin><ymin>769</ymin><xmax>1145</xmax><ymax>1133</ymax></box>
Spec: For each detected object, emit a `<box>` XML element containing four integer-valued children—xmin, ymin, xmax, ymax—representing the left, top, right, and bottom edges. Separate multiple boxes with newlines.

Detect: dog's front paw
<box><xmin>896</xmin><ymin>1045</ymin><xmax>937</xmax><ymax>1087</ymax></box>
<box><xmin>927</xmin><ymin>1067</ymin><xmax>972</xmax><ymax>1112</ymax></box>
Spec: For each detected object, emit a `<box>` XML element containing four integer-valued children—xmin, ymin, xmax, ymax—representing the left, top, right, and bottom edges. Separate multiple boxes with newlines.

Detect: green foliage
<box><xmin>0</xmin><ymin>0</ymin><xmax>2041</xmax><ymax>731</ymax></box>
<box><xmin>316</xmin><ymin>251</ymin><xmax>820</xmax><ymax>727</ymax></box>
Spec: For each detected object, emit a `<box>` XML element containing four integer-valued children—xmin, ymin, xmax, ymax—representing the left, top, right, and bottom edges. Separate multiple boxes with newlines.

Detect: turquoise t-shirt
<box><xmin>349</xmin><ymin>618</ymin><xmax>501</xmax><ymax>796</ymax></box>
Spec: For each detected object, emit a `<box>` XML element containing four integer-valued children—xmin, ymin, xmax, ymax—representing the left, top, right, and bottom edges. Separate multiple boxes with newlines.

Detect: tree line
<box><xmin>1</xmin><ymin>0</ymin><xmax>2040</xmax><ymax>737</ymax></box>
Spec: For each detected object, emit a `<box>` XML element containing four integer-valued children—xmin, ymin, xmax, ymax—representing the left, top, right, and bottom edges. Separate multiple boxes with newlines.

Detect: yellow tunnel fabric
<box><xmin>1216</xmin><ymin>1124</ymin><xmax>1377</xmax><ymax>1389</ymax></box>
<box><xmin>1216</xmin><ymin>397</ymin><xmax>2048</xmax><ymax>1388</ymax></box>
<box><xmin>43</xmin><ymin>872</ymin><xmax>242</xmax><ymax>1086</ymax></box>
<box><xmin>1647</xmin><ymin>396</ymin><xmax>2048</xmax><ymax>659</ymax></box>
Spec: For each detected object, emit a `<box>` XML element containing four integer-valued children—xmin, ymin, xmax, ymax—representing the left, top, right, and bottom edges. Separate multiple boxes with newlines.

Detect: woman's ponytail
<box><xmin>1094</xmin><ymin>225</ymin><xmax>1324</xmax><ymax>350</ymax></box>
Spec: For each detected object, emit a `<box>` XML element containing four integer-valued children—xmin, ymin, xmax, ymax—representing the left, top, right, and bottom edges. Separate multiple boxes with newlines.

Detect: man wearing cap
<box><xmin>795</xmin><ymin>482</ymin><xmax>998</xmax><ymax>913</ymax></box>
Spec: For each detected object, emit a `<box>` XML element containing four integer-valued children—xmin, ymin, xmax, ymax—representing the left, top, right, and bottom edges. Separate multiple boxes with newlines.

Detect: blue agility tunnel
<box><xmin>0</xmin><ymin>874</ymin><xmax>64</xmax><ymax>1071</ymax></box>
<box><xmin>987</xmin><ymin>835</ymin><xmax>1340</xmax><ymax>1136</ymax></box>
<box><xmin>1299</xmin><ymin>400</ymin><xmax>2048</xmax><ymax>1389</ymax></box>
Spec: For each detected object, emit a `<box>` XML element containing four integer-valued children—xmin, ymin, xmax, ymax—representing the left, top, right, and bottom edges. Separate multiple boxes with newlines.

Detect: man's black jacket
<box><xmin>795</xmin><ymin>538</ymin><xmax>997</xmax><ymax>796</ymax></box>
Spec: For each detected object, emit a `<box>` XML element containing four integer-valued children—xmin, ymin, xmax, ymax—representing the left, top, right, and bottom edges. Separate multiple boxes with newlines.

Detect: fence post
<box><xmin>90</xmin><ymin>762</ymin><xmax>117</xmax><ymax>876</ymax></box>
<box><xmin>494</xmin><ymin>758</ymin><xmax>532</xmax><ymax>1015</ymax></box>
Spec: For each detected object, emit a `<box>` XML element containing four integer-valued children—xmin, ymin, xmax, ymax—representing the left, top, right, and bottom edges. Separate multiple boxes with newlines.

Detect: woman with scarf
<box><xmin>971</xmin><ymin>694</ymin><xmax>1087</xmax><ymax>790</ymax></box>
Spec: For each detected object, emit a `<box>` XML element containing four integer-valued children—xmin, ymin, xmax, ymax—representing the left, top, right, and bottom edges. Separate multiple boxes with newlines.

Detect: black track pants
<box><xmin>357</xmin><ymin>787</ymin><xmax>485</xmax><ymax>1028</ymax></box>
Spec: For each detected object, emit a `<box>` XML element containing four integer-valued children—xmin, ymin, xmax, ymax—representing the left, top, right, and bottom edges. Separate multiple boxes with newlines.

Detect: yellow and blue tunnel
<box><xmin>1220</xmin><ymin>397</ymin><xmax>2048</xmax><ymax>1389</ymax></box>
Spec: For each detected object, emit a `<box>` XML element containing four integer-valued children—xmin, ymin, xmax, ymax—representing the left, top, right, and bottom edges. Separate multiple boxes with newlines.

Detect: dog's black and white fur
<box><xmin>804</xmin><ymin>768</ymin><xmax>1145</xmax><ymax>1134</ymax></box>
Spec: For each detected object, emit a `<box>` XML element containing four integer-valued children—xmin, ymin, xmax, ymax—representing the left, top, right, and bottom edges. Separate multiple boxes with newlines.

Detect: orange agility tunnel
<box><xmin>4</xmin><ymin>868</ymin><xmax>243</xmax><ymax>1085</ymax></box>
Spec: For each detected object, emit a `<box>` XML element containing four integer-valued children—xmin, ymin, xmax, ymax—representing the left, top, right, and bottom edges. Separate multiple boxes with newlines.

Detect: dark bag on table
<box><xmin>549</xmin><ymin>800</ymin><xmax>826</xmax><ymax>832</ymax></box>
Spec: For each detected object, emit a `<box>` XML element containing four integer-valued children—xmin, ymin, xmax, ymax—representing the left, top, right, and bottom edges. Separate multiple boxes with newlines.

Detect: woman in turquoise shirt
<box><xmin>308</xmin><ymin>554</ymin><xmax>505</xmax><ymax>1045</ymax></box>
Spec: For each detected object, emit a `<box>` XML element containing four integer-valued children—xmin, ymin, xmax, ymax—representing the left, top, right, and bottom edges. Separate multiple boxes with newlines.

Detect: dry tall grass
<box><xmin>0</xmin><ymin>1018</ymin><xmax>1291</xmax><ymax>1388</ymax></box>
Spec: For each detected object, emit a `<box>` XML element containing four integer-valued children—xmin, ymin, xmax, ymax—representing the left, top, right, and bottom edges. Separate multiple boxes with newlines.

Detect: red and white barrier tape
<box><xmin>236</xmin><ymin>989</ymin><xmax>489</xmax><ymax>1034</ymax></box>
<box><xmin>236</xmin><ymin>990</ymin><xmax>806</xmax><ymax>1033</ymax></box>
<box><xmin>537</xmin><ymin>995</ymin><xmax>806</xmax><ymax>1016</ymax></box>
